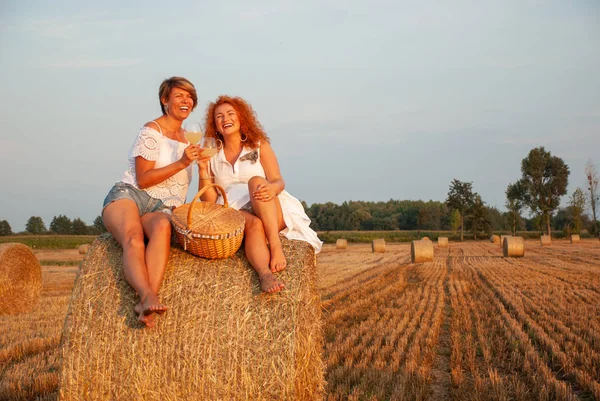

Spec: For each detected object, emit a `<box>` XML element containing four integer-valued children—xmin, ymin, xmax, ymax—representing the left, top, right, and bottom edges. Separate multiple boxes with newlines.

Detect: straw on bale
<box><xmin>59</xmin><ymin>234</ymin><xmax>324</xmax><ymax>401</ymax></box>
<box><xmin>500</xmin><ymin>235</ymin><xmax>512</xmax><ymax>247</ymax></box>
<box><xmin>570</xmin><ymin>234</ymin><xmax>581</xmax><ymax>243</ymax></box>
<box><xmin>0</xmin><ymin>243</ymin><xmax>42</xmax><ymax>315</ymax></box>
<box><xmin>372</xmin><ymin>238</ymin><xmax>386</xmax><ymax>253</ymax></box>
<box><xmin>77</xmin><ymin>244</ymin><xmax>90</xmax><ymax>255</ymax></box>
<box><xmin>540</xmin><ymin>235</ymin><xmax>552</xmax><ymax>246</ymax></box>
<box><xmin>503</xmin><ymin>236</ymin><xmax>525</xmax><ymax>257</ymax></box>
<box><xmin>490</xmin><ymin>235</ymin><xmax>500</xmax><ymax>244</ymax></box>
<box><xmin>411</xmin><ymin>240</ymin><xmax>434</xmax><ymax>263</ymax></box>
<box><xmin>437</xmin><ymin>237</ymin><xmax>449</xmax><ymax>248</ymax></box>
<box><xmin>336</xmin><ymin>238</ymin><xmax>347</xmax><ymax>250</ymax></box>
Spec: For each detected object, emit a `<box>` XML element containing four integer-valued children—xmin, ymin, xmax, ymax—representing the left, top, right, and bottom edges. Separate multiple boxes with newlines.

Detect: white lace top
<box><xmin>120</xmin><ymin>125</ymin><xmax>192</xmax><ymax>207</ymax></box>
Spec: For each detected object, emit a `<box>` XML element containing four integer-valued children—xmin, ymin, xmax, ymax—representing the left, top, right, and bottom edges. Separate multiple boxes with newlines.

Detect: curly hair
<box><xmin>204</xmin><ymin>95</ymin><xmax>270</xmax><ymax>149</ymax></box>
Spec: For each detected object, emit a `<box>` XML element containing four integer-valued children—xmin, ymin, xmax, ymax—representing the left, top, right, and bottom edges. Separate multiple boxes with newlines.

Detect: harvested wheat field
<box><xmin>1</xmin><ymin>238</ymin><xmax>600</xmax><ymax>400</ymax></box>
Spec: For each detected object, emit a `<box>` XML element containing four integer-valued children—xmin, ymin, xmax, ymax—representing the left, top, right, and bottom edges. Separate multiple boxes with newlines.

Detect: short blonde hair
<box><xmin>158</xmin><ymin>77</ymin><xmax>198</xmax><ymax>115</ymax></box>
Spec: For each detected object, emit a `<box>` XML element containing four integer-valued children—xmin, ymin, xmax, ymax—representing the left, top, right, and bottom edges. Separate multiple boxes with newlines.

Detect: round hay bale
<box><xmin>500</xmin><ymin>235</ymin><xmax>512</xmax><ymax>247</ymax></box>
<box><xmin>372</xmin><ymin>238</ymin><xmax>386</xmax><ymax>253</ymax></box>
<box><xmin>503</xmin><ymin>236</ymin><xmax>525</xmax><ymax>258</ymax></box>
<box><xmin>0</xmin><ymin>243</ymin><xmax>42</xmax><ymax>315</ymax></box>
<box><xmin>421</xmin><ymin>236</ymin><xmax>430</xmax><ymax>241</ymax></box>
<box><xmin>570</xmin><ymin>234</ymin><xmax>580</xmax><ymax>243</ymax></box>
<box><xmin>437</xmin><ymin>237</ymin><xmax>449</xmax><ymax>248</ymax></box>
<box><xmin>540</xmin><ymin>235</ymin><xmax>552</xmax><ymax>246</ymax></box>
<box><xmin>411</xmin><ymin>240</ymin><xmax>434</xmax><ymax>263</ymax></box>
<box><xmin>335</xmin><ymin>239</ymin><xmax>347</xmax><ymax>250</ymax></box>
<box><xmin>490</xmin><ymin>235</ymin><xmax>500</xmax><ymax>244</ymax></box>
<box><xmin>59</xmin><ymin>235</ymin><xmax>324</xmax><ymax>401</ymax></box>
<box><xmin>78</xmin><ymin>244</ymin><xmax>90</xmax><ymax>254</ymax></box>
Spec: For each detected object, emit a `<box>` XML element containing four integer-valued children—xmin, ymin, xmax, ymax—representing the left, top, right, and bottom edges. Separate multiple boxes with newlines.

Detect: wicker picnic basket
<box><xmin>172</xmin><ymin>184</ymin><xmax>245</xmax><ymax>259</ymax></box>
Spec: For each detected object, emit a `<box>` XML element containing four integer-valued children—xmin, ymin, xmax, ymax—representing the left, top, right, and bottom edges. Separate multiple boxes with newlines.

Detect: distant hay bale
<box><xmin>540</xmin><ymin>235</ymin><xmax>552</xmax><ymax>246</ymax></box>
<box><xmin>77</xmin><ymin>244</ymin><xmax>90</xmax><ymax>254</ymax></box>
<box><xmin>336</xmin><ymin>239</ymin><xmax>347</xmax><ymax>250</ymax></box>
<box><xmin>503</xmin><ymin>236</ymin><xmax>525</xmax><ymax>258</ymax></box>
<box><xmin>372</xmin><ymin>238</ymin><xmax>386</xmax><ymax>253</ymax></box>
<box><xmin>570</xmin><ymin>234</ymin><xmax>580</xmax><ymax>243</ymax></box>
<box><xmin>437</xmin><ymin>237</ymin><xmax>449</xmax><ymax>248</ymax></box>
<box><xmin>0</xmin><ymin>243</ymin><xmax>42</xmax><ymax>315</ymax></box>
<box><xmin>421</xmin><ymin>236</ymin><xmax>430</xmax><ymax>241</ymax></box>
<box><xmin>500</xmin><ymin>235</ymin><xmax>512</xmax><ymax>247</ymax></box>
<box><xmin>59</xmin><ymin>235</ymin><xmax>324</xmax><ymax>401</ymax></box>
<box><xmin>490</xmin><ymin>235</ymin><xmax>500</xmax><ymax>244</ymax></box>
<box><xmin>411</xmin><ymin>240</ymin><xmax>434</xmax><ymax>263</ymax></box>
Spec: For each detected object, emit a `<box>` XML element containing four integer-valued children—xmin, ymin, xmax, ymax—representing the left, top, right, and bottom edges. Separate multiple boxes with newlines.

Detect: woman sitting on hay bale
<box><xmin>199</xmin><ymin>95</ymin><xmax>322</xmax><ymax>293</ymax></box>
<box><xmin>101</xmin><ymin>77</ymin><xmax>202</xmax><ymax>327</ymax></box>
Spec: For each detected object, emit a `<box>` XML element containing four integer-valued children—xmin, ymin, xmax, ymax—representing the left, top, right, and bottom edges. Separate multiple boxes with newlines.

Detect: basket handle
<box><xmin>187</xmin><ymin>184</ymin><xmax>229</xmax><ymax>227</ymax></box>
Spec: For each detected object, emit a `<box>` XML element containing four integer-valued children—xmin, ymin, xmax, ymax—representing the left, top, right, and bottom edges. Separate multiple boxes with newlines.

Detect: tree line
<box><xmin>0</xmin><ymin>215</ymin><xmax>107</xmax><ymax>236</ymax></box>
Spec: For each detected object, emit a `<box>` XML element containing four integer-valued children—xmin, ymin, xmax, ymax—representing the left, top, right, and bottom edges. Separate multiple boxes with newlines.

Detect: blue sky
<box><xmin>0</xmin><ymin>0</ymin><xmax>598</xmax><ymax>231</ymax></box>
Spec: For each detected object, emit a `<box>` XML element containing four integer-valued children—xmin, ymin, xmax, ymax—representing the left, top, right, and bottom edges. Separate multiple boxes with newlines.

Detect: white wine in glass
<box><xmin>201</xmin><ymin>137</ymin><xmax>218</xmax><ymax>158</ymax></box>
<box><xmin>183</xmin><ymin>122</ymin><xmax>203</xmax><ymax>164</ymax></box>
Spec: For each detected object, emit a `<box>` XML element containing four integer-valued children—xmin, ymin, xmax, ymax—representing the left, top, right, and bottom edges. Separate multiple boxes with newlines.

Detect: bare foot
<box><xmin>258</xmin><ymin>272</ymin><xmax>285</xmax><ymax>293</ymax></box>
<box><xmin>269</xmin><ymin>240</ymin><xmax>287</xmax><ymax>273</ymax></box>
<box><xmin>136</xmin><ymin>293</ymin><xmax>167</xmax><ymax>328</ymax></box>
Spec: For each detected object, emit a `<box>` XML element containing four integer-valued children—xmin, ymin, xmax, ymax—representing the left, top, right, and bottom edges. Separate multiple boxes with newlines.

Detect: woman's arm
<box><xmin>135</xmin><ymin>145</ymin><xmax>196</xmax><ymax>189</ymax></box>
<box><xmin>254</xmin><ymin>142</ymin><xmax>285</xmax><ymax>199</ymax></box>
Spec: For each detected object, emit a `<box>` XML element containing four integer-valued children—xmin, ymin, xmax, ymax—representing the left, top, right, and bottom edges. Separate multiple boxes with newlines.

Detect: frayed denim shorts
<box><xmin>102</xmin><ymin>182</ymin><xmax>171</xmax><ymax>216</ymax></box>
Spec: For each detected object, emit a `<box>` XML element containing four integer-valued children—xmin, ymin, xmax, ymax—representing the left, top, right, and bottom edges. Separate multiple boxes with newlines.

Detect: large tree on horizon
<box><xmin>585</xmin><ymin>159</ymin><xmax>599</xmax><ymax>238</ymax></box>
<box><xmin>26</xmin><ymin>216</ymin><xmax>47</xmax><ymax>234</ymax></box>
<box><xmin>446</xmin><ymin>179</ymin><xmax>476</xmax><ymax>241</ymax></box>
<box><xmin>516</xmin><ymin>147</ymin><xmax>570</xmax><ymax>237</ymax></box>
<box><xmin>506</xmin><ymin>181</ymin><xmax>526</xmax><ymax>236</ymax></box>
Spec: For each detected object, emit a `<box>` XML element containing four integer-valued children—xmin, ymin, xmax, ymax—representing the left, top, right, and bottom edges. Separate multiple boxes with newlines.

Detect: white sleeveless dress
<box><xmin>210</xmin><ymin>145</ymin><xmax>322</xmax><ymax>253</ymax></box>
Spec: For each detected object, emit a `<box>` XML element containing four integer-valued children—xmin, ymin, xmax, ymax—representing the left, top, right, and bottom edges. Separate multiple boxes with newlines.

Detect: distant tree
<box><xmin>446</xmin><ymin>179</ymin><xmax>476</xmax><ymax>241</ymax></box>
<box><xmin>93</xmin><ymin>215</ymin><xmax>107</xmax><ymax>233</ymax></box>
<box><xmin>72</xmin><ymin>218</ymin><xmax>89</xmax><ymax>235</ymax></box>
<box><xmin>506</xmin><ymin>181</ymin><xmax>526</xmax><ymax>236</ymax></box>
<box><xmin>0</xmin><ymin>220</ymin><xmax>12</xmax><ymax>236</ymax></box>
<box><xmin>585</xmin><ymin>160</ymin><xmax>599</xmax><ymax>238</ymax></box>
<box><xmin>449</xmin><ymin>209</ymin><xmax>461</xmax><ymax>233</ymax></box>
<box><xmin>25</xmin><ymin>216</ymin><xmax>47</xmax><ymax>234</ymax></box>
<box><xmin>569</xmin><ymin>188</ymin><xmax>586</xmax><ymax>235</ymax></box>
<box><xmin>465</xmin><ymin>195</ymin><xmax>491</xmax><ymax>239</ymax></box>
<box><xmin>517</xmin><ymin>147</ymin><xmax>570</xmax><ymax>237</ymax></box>
<box><xmin>50</xmin><ymin>215</ymin><xmax>73</xmax><ymax>234</ymax></box>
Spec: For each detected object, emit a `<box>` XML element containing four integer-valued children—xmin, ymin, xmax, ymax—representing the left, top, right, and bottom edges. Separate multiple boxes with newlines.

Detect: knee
<box><xmin>248</xmin><ymin>176</ymin><xmax>267</xmax><ymax>192</ymax></box>
<box><xmin>124</xmin><ymin>230</ymin><xmax>145</xmax><ymax>250</ymax></box>
<box><xmin>245</xmin><ymin>215</ymin><xmax>264</xmax><ymax>233</ymax></box>
<box><xmin>152</xmin><ymin>216</ymin><xmax>172</xmax><ymax>238</ymax></box>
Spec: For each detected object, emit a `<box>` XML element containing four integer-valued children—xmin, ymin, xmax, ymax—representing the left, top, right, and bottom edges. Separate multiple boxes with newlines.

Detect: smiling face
<box><xmin>214</xmin><ymin>103</ymin><xmax>241</xmax><ymax>137</ymax></box>
<box><xmin>163</xmin><ymin>87</ymin><xmax>194</xmax><ymax>121</ymax></box>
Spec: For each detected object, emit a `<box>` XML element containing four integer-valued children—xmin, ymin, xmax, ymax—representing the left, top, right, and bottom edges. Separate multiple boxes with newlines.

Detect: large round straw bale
<box><xmin>411</xmin><ymin>240</ymin><xmax>434</xmax><ymax>263</ymax></box>
<box><xmin>0</xmin><ymin>243</ymin><xmax>42</xmax><ymax>315</ymax></box>
<box><xmin>500</xmin><ymin>235</ymin><xmax>512</xmax><ymax>247</ymax></box>
<box><xmin>77</xmin><ymin>244</ymin><xmax>90</xmax><ymax>254</ymax></box>
<box><xmin>372</xmin><ymin>238</ymin><xmax>386</xmax><ymax>253</ymax></box>
<box><xmin>540</xmin><ymin>235</ymin><xmax>552</xmax><ymax>246</ymax></box>
<box><xmin>437</xmin><ymin>237</ymin><xmax>449</xmax><ymax>248</ymax></box>
<box><xmin>490</xmin><ymin>235</ymin><xmax>500</xmax><ymax>244</ymax></box>
<box><xmin>59</xmin><ymin>235</ymin><xmax>324</xmax><ymax>401</ymax></box>
<box><xmin>570</xmin><ymin>234</ymin><xmax>580</xmax><ymax>243</ymax></box>
<box><xmin>336</xmin><ymin>239</ymin><xmax>347</xmax><ymax>250</ymax></box>
<box><xmin>503</xmin><ymin>236</ymin><xmax>525</xmax><ymax>257</ymax></box>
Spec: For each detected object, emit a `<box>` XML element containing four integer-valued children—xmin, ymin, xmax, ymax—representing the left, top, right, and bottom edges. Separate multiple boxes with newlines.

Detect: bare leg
<box><xmin>248</xmin><ymin>176</ymin><xmax>287</xmax><ymax>272</ymax></box>
<box><xmin>240</xmin><ymin>211</ymin><xmax>285</xmax><ymax>293</ymax></box>
<box><xmin>103</xmin><ymin>200</ymin><xmax>167</xmax><ymax>328</ymax></box>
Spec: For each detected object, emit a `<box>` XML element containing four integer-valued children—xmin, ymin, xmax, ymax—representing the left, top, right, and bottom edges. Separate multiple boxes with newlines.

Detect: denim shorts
<box><xmin>102</xmin><ymin>182</ymin><xmax>171</xmax><ymax>216</ymax></box>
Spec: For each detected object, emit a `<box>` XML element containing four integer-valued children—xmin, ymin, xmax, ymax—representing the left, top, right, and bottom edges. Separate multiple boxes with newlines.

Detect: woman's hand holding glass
<box><xmin>197</xmin><ymin>137</ymin><xmax>218</xmax><ymax>178</ymax></box>
<box><xmin>183</xmin><ymin>122</ymin><xmax>203</xmax><ymax>164</ymax></box>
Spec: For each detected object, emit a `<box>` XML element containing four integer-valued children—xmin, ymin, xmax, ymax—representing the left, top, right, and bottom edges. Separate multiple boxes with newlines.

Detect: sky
<box><xmin>0</xmin><ymin>0</ymin><xmax>599</xmax><ymax>232</ymax></box>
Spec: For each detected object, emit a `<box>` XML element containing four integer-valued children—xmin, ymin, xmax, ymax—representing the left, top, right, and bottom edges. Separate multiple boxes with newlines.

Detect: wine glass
<box><xmin>183</xmin><ymin>122</ymin><xmax>203</xmax><ymax>163</ymax></box>
<box><xmin>201</xmin><ymin>137</ymin><xmax>218</xmax><ymax>159</ymax></box>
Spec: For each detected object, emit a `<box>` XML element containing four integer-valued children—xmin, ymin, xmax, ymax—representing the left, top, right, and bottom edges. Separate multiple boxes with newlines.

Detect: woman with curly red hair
<box><xmin>199</xmin><ymin>95</ymin><xmax>322</xmax><ymax>293</ymax></box>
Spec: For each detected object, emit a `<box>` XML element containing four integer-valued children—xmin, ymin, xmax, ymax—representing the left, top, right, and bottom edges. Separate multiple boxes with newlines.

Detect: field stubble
<box><xmin>0</xmin><ymin>239</ymin><xmax>599</xmax><ymax>400</ymax></box>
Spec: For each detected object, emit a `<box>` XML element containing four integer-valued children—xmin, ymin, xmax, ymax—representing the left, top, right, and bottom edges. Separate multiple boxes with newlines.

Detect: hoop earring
<box><xmin>216</xmin><ymin>138</ymin><xmax>223</xmax><ymax>149</ymax></box>
<box><xmin>240</xmin><ymin>133</ymin><xmax>247</xmax><ymax>142</ymax></box>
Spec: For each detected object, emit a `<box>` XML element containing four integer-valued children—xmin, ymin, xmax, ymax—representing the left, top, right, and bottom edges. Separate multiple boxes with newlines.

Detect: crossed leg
<box><xmin>103</xmin><ymin>200</ymin><xmax>170</xmax><ymax>327</ymax></box>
